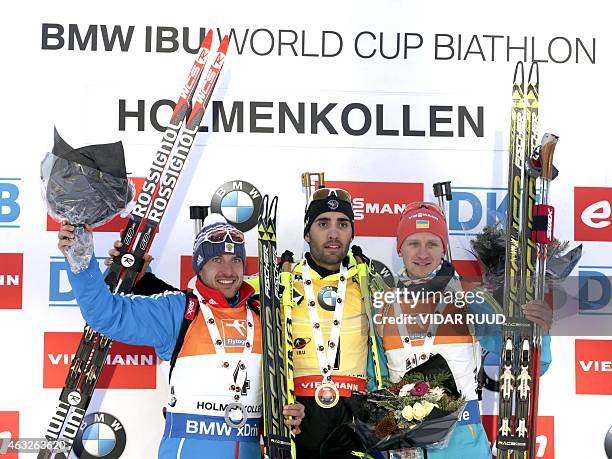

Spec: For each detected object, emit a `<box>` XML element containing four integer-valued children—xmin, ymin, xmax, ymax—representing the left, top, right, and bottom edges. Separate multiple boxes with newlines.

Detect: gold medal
<box><xmin>314</xmin><ymin>382</ymin><xmax>340</xmax><ymax>409</ymax></box>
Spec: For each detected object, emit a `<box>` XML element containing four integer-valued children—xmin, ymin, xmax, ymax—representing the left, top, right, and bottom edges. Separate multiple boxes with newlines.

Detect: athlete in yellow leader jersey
<box><xmin>279</xmin><ymin>188</ymin><xmax>385</xmax><ymax>459</ymax></box>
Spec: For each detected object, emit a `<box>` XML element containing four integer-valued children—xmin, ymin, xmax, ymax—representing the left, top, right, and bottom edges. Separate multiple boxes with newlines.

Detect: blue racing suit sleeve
<box><xmin>367</xmin><ymin>333</ymin><xmax>389</xmax><ymax>392</ymax></box>
<box><xmin>469</xmin><ymin>292</ymin><xmax>552</xmax><ymax>375</ymax></box>
<box><xmin>67</xmin><ymin>255</ymin><xmax>186</xmax><ymax>361</ymax></box>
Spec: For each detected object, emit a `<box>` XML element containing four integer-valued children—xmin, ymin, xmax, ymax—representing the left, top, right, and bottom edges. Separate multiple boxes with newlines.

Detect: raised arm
<box><xmin>58</xmin><ymin>224</ymin><xmax>184</xmax><ymax>360</ymax></box>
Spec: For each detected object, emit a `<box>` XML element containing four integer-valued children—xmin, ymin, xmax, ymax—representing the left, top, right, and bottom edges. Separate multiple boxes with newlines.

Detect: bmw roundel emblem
<box><xmin>317</xmin><ymin>286</ymin><xmax>338</xmax><ymax>312</ymax></box>
<box><xmin>604</xmin><ymin>423</ymin><xmax>612</xmax><ymax>458</ymax></box>
<box><xmin>210</xmin><ymin>180</ymin><xmax>263</xmax><ymax>232</ymax></box>
<box><xmin>371</xmin><ymin>259</ymin><xmax>397</xmax><ymax>288</ymax></box>
<box><xmin>73</xmin><ymin>412</ymin><xmax>126</xmax><ymax>459</ymax></box>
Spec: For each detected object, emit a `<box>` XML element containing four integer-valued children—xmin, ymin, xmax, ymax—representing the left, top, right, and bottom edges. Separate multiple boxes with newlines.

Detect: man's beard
<box><xmin>309</xmin><ymin>242</ymin><xmax>349</xmax><ymax>268</ymax></box>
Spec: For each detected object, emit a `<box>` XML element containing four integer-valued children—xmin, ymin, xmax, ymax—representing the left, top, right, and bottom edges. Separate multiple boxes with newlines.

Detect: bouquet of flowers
<box><xmin>41</xmin><ymin>129</ymin><xmax>134</xmax><ymax>273</ymax></box>
<box><xmin>347</xmin><ymin>354</ymin><xmax>465</xmax><ymax>452</ymax></box>
<box><xmin>470</xmin><ymin>223</ymin><xmax>582</xmax><ymax>290</ymax></box>
<box><xmin>374</xmin><ymin>371</ymin><xmax>464</xmax><ymax>435</ymax></box>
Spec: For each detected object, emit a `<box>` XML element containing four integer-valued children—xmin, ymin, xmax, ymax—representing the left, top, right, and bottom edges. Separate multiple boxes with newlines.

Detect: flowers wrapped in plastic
<box><xmin>469</xmin><ymin>223</ymin><xmax>582</xmax><ymax>291</ymax></box>
<box><xmin>346</xmin><ymin>354</ymin><xmax>465</xmax><ymax>453</ymax></box>
<box><xmin>41</xmin><ymin>129</ymin><xmax>134</xmax><ymax>273</ymax></box>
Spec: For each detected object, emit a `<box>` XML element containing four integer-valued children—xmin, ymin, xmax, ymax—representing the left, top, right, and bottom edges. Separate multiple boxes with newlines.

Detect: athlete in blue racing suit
<box><xmin>57</xmin><ymin>217</ymin><xmax>305</xmax><ymax>459</ymax></box>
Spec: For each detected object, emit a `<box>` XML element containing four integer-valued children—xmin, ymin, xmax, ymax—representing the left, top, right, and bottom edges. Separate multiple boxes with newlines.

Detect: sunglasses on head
<box><xmin>311</xmin><ymin>187</ymin><xmax>352</xmax><ymax>204</ymax></box>
<box><xmin>402</xmin><ymin>201</ymin><xmax>444</xmax><ymax>216</ymax></box>
<box><xmin>200</xmin><ymin>225</ymin><xmax>245</xmax><ymax>244</ymax></box>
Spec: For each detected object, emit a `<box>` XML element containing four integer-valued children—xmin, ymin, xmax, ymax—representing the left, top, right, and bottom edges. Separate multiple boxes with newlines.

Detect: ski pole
<box><xmin>301</xmin><ymin>172</ymin><xmax>325</xmax><ymax>208</ymax></box>
<box><xmin>432</xmin><ymin>180</ymin><xmax>453</xmax><ymax>262</ymax></box>
<box><xmin>189</xmin><ymin>205</ymin><xmax>209</xmax><ymax>236</ymax></box>
<box><xmin>528</xmin><ymin>133</ymin><xmax>559</xmax><ymax>459</ymax></box>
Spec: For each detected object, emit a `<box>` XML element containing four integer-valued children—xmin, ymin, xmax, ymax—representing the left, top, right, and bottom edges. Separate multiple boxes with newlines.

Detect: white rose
<box><xmin>429</xmin><ymin>387</ymin><xmax>445</xmax><ymax>401</ymax></box>
<box><xmin>401</xmin><ymin>405</ymin><xmax>414</xmax><ymax>421</ymax></box>
<box><xmin>398</xmin><ymin>383</ymin><xmax>415</xmax><ymax>397</ymax></box>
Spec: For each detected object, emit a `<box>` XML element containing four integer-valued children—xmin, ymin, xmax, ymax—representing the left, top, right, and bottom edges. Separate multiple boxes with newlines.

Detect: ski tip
<box><xmin>202</xmin><ymin>29</ymin><xmax>213</xmax><ymax>49</ymax></box>
<box><xmin>269</xmin><ymin>195</ymin><xmax>279</xmax><ymax>220</ymax></box>
<box><xmin>259</xmin><ymin>195</ymin><xmax>269</xmax><ymax>219</ymax></box>
<box><xmin>527</xmin><ymin>61</ymin><xmax>539</xmax><ymax>86</ymax></box>
<box><xmin>218</xmin><ymin>35</ymin><xmax>230</xmax><ymax>53</ymax></box>
<box><xmin>513</xmin><ymin>61</ymin><xmax>525</xmax><ymax>85</ymax></box>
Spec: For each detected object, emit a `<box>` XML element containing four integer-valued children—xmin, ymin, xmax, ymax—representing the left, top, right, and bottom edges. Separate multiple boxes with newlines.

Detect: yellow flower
<box><xmin>412</xmin><ymin>402</ymin><xmax>428</xmax><ymax>421</ymax></box>
<box><xmin>401</xmin><ymin>405</ymin><xmax>414</xmax><ymax>421</ymax></box>
<box><xmin>421</xmin><ymin>400</ymin><xmax>438</xmax><ymax>417</ymax></box>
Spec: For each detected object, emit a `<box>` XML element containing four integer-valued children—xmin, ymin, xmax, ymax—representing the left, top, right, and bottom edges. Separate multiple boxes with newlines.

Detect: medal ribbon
<box><xmin>301</xmin><ymin>260</ymin><xmax>348</xmax><ymax>384</ymax></box>
<box><xmin>197</xmin><ymin>293</ymin><xmax>254</xmax><ymax>404</ymax></box>
<box><xmin>394</xmin><ymin>298</ymin><xmax>446</xmax><ymax>370</ymax></box>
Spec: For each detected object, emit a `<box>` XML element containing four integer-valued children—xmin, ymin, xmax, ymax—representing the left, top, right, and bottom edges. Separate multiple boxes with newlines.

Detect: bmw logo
<box><xmin>371</xmin><ymin>259</ymin><xmax>396</xmax><ymax>288</ymax></box>
<box><xmin>210</xmin><ymin>180</ymin><xmax>263</xmax><ymax>232</ymax></box>
<box><xmin>317</xmin><ymin>286</ymin><xmax>338</xmax><ymax>312</ymax></box>
<box><xmin>73</xmin><ymin>412</ymin><xmax>126</xmax><ymax>459</ymax></box>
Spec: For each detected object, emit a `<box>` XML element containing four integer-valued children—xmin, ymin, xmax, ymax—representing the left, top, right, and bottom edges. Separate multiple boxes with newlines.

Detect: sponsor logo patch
<box><xmin>574</xmin><ymin>187</ymin><xmax>612</xmax><ymax>241</ymax></box>
<box><xmin>0</xmin><ymin>253</ymin><xmax>23</xmax><ymax>309</ymax></box>
<box><xmin>575</xmin><ymin>339</ymin><xmax>612</xmax><ymax>395</ymax></box>
<box><xmin>43</xmin><ymin>332</ymin><xmax>157</xmax><ymax>389</ymax></box>
<box><xmin>324</xmin><ymin>180</ymin><xmax>423</xmax><ymax>237</ymax></box>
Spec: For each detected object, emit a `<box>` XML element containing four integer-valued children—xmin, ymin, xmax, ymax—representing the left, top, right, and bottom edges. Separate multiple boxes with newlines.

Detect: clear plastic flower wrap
<box><xmin>41</xmin><ymin>129</ymin><xmax>134</xmax><ymax>273</ymax></box>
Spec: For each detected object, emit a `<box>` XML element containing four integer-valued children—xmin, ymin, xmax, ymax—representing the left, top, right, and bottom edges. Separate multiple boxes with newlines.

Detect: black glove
<box><xmin>279</xmin><ymin>250</ymin><xmax>294</xmax><ymax>266</ymax></box>
<box><xmin>351</xmin><ymin>245</ymin><xmax>371</xmax><ymax>264</ymax></box>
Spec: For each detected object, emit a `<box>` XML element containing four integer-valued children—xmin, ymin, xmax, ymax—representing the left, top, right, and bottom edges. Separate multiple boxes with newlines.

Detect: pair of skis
<box><xmin>496</xmin><ymin>61</ymin><xmax>559</xmax><ymax>459</ymax></box>
<box><xmin>258</xmin><ymin>195</ymin><xmax>296</xmax><ymax>458</ymax></box>
<box><xmin>39</xmin><ymin>30</ymin><xmax>229</xmax><ymax>458</ymax></box>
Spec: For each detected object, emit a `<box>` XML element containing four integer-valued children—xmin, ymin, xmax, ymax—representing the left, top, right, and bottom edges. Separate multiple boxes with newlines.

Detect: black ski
<box><xmin>497</xmin><ymin>60</ymin><xmax>528</xmax><ymax>459</ymax></box>
<box><xmin>513</xmin><ymin>61</ymin><xmax>540</xmax><ymax>458</ymax></box>
<box><xmin>258</xmin><ymin>195</ymin><xmax>295</xmax><ymax>459</ymax></box>
<box><xmin>39</xmin><ymin>32</ymin><xmax>229</xmax><ymax>458</ymax></box>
